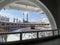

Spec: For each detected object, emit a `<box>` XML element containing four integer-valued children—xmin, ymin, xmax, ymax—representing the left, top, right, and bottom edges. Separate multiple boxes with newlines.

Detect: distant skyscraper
<box><xmin>23</xmin><ymin>12</ymin><xmax>25</xmax><ymax>22</ymax></box>
<box><xmin>23</xmin><ymin>12</ymin><xmax>28</xmax><ymax>23</ymax></box>
<box><xmin>26</xmin><ymin>13</ymin><xmax>28</xmax><ymax>22</ymax></box>
<box><xmin>16</xmin><ymin>18</ymin><xmax>18</xmax><ymax>23</ymax></box>
<box><xmin>13</xmin><ymin>18</ymin><xmax>15</xmax><ymax>23</ymax></box>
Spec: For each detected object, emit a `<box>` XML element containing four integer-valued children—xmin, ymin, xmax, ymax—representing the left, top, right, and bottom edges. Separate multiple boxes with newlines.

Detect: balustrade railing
<box><xmin>0</xmin><ymin>29</ymin><xmax>59</xmax><ymax>42</ymax></box>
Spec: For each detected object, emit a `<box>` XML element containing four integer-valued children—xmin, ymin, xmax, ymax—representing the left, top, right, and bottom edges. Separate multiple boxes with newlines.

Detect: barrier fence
<box><xmin>0</xmin><ymin>29</ymin><xmax>59</xmax><ymax>42</ymax></box>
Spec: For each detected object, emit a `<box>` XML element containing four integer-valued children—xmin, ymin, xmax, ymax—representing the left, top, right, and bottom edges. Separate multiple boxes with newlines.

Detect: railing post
<box><xmin>37</xmin><ymin>31</ymin><xmax>39</xmax><ymax>38</ymax></box>
<box><xmin>20</xmin><ymin>32</ymin><xmax>22</xmax><ymax>41</ymax></box>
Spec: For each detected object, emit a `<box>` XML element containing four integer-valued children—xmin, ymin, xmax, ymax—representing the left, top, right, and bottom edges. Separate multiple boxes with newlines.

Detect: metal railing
<box><xmin>0</xmin><ymin>29</ymin><xmax>59</xmax><ymax>42</ymax></box>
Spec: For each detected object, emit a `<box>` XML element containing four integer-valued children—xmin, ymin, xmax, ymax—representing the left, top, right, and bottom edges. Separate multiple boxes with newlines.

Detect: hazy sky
<box><xmin>0</xmin><ymin>9</ymin><xmax>49</xmax><ymax>23</ymax></box>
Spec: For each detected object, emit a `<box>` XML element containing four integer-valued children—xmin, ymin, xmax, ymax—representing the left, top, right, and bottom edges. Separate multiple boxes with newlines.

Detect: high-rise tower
<box><xmin>23</xmin><ymin>12</ymin><xmax>28</xmax><ymax>23</ymax></box>
<box><xmin>26</xmin><ymin>12</ymin><xmax>28</xmax><ymax>22</ymax></box>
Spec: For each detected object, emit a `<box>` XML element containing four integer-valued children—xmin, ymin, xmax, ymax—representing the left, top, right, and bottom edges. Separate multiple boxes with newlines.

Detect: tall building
<box><xmin>16</xmin><ymin>18</ymin><xmax>18</xmax><ymax>23</ymax></box>
<box><xmin>23</xmin><ymin>12</ymin><xmax>28</xmax><ymax>23</ymax></box>
<box><xmin>13</xmin><ymin>18</ymin><xmax>15</xmax><ymax>23</ymax></box>
<box><xmin>13</xmin><ymin>18</ymin><xmax>21</xmax><ymax>23</ymax></box>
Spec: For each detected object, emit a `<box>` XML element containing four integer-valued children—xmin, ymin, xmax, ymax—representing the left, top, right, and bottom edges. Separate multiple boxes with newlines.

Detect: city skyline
<box><xmin>0</xmin><ymin>9</ymin><xmax>49</xmax><ymax>23</ymax></box>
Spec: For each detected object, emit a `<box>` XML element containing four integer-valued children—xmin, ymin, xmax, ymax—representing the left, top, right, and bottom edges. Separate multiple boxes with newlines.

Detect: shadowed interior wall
<box><xmin>56</xmin><ymin>0</ymin><xmax>60</xmax><ymax>29</ymax></box>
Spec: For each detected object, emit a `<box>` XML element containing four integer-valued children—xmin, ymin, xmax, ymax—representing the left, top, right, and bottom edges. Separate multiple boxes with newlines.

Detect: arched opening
<box><xmin>0</xmin><ymin>0</ymin><xmax>57</xmax><ymax>42</ymax></box>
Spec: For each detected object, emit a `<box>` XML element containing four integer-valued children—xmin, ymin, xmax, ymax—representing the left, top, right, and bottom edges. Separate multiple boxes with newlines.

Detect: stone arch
<box><xmin>0</xmin><ymin>0</ymin><xmax>57</xmax><ymax>29</ymax></box>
